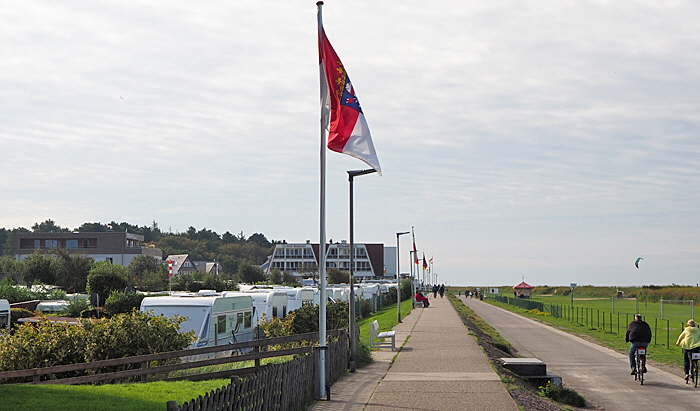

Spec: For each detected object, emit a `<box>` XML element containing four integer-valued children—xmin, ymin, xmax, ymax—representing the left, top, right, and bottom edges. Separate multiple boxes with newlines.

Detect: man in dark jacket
<box><xmin>626</xmin><ymin>314</ymin><xmax>652</xmax><ymax>374</ymax></box>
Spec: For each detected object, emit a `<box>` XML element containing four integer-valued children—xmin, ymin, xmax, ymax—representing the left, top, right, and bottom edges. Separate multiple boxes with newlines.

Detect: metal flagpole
<box><xmin>317</xmin><ymin>0</ymin><xmax>328</xmax><ymax>399</ymax></box>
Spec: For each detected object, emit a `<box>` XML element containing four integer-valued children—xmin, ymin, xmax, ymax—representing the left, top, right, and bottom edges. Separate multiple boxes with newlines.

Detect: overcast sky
<box><xmin>2</xmin><ymin>1</ymin><xmax>699</xmax><ymax>287</ymax></box>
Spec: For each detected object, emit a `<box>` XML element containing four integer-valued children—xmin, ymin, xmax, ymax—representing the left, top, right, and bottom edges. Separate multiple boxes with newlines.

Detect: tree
<box><xmin>268</xmin><ymin>268</ymin><xmax>282</xmax><ymax>284</ymax></box>
<box><xmin>0</xmin><ymin>256</ymin><xmax>18</xmax><ymax>280</ymax></box>
<box><xmin>247</xmin><ymin>233</ymin><xmax>271</xmax><ymax>248</ymax></box>
<box><xmin>51</xmin><ymin>248</ymin><xmax>93</xmax><ymax>292</ymax></box>
<box><xmin>86</xmin><ymin>262</ymin><xmax>128</xmax><ymax>303</ymax></box>
<box><xmin>127</xmin><ymin>255</ymin><xmax>164</xmax><ymax>285</ymax></box>
<box><xmin>20</xmin><ymin>251</ymin><xmax>55</xmax><ymax>285</ymax></box>
<box><xmin>327</xmin><ymin>268</ymin><xmax>349</xmax><ymax>284</ymax></box>
<box><xmin>31</xmin><ymin>219</ymin><xmax>68</xmax><ymax>233</ymax></box>
<box><xmin>237</xmin><ymin>262</ymin><xmax>265</xmax><ymax>284</ymax></box>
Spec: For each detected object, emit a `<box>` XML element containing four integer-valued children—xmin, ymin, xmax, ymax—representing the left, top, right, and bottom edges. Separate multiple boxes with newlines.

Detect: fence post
<box><xmin>654</xmin><ymin>318</ymin><xmax>658</xmax><ymax>346</ymax></box>
<box><xmin>141</xmin><ymin>360</ymin><xmax>149</xmax><ymax>383</ymax></box>
<box><xmin>602</xmin><ymin>311</ymin><xmax>605</xmax><ymax>331</ymax></box>
<box><xmin>667</xmin><ymin>319</ymin><xmax>670</xmax><ymax>349</ymax></box>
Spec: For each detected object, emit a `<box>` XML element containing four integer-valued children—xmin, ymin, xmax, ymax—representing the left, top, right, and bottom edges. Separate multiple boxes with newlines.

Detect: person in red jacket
<box><xmin>414</xmin><ymin>291</ymin><xmax>430</xmax><ymax>307</ymax></box>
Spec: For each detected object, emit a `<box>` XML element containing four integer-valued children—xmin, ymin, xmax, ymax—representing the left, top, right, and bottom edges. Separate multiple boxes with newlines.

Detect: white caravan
<box><xmin>140</xmin><ymin>294</ymin><xmax>254</xmax><ymax>349</ymax></box>
<box><xmin>224</xmin><ymin>290</ymin><xmax>288</xmax><ymax>325</ymax></box>
<box><xmin>279</xmin><ymin>287</ymin><xmax>316</xmax><ymax>312</ymax></box>
<box><xmin>0</xmin><ymin>299</ymin><xmax>9</xmax><ymax>331</ymax></box>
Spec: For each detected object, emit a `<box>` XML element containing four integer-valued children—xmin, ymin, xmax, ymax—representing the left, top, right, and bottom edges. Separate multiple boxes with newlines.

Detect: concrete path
<box><xmin>460</xmin><ymin>296</ymin><xmax>698</xmax><ymax>411</ymax></box>
<box><xmin>309</xmin><ymin>296</ymin><xmax>519</xmax><ymax>411</ymax></box>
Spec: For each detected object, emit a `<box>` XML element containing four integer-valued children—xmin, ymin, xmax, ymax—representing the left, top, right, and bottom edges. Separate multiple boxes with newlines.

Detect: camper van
<box><xmin>0</xmin><ymin>299</ymin><xmax>9</xmax><ymax>331</ymax></box>
<box><xmin>279</xmin><ymin>287</ymin><xmax>316</xmax><ymax>312</ymax></box>
<box><xmin>140</xmin><ymin>293</ymin><xmax>254</xmax><ymax>349</ymax></box>
<box><xmin>224</xmin><ymin>290</ymin><xmax>288</xmax><ymax>325</ymax></box>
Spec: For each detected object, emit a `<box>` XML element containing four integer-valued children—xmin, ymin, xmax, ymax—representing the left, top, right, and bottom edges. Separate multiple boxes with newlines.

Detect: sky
<box><xmin>2</xmin><ymin>1</ymin><xmax>700</xmax><ymax>287</ymax></box>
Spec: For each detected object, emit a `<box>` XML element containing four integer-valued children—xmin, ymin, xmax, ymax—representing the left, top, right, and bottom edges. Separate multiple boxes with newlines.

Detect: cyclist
<box><xmin>675</xmin><ymin>319</ymin><xmax>700</xmax><ymax>381</ymax></box>
<box><xmin>625</xmin><ymin>314</ymin><xmax>652</xmax><ymax>375</ymax></box>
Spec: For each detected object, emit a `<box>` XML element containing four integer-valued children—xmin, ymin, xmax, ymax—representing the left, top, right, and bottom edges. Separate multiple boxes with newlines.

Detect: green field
<box><xmin>475</xmin><ymin>290</ymin><xmax>695</xmax><ymax>370</ymax></box>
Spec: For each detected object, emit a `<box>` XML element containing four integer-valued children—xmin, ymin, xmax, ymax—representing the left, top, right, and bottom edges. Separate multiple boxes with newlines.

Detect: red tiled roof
<box><xmin>513</xmin><ymin>281</ymin><xmax>534</xmax><ymax>289</ymax></box>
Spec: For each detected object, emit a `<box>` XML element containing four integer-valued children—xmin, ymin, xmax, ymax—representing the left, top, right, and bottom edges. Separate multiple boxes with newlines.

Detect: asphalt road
<box><xmin>460</xmin><ymin>296</ymin><xmax>699</xmax><ymax>411</ymax></box>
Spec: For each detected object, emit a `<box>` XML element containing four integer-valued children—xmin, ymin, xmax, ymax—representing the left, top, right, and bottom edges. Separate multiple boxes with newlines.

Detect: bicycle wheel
<box><xmin>638</xmin><ymin>354</ymin><xmax>645</xmax><ymax>385</ymax></box>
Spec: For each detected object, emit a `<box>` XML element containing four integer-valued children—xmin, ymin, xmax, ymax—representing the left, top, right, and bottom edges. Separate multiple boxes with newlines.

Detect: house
<box><xmin>166</xmin><ymin>255</ymin><xmax>222</xmax><ymax>275</ymax></box>
<box><xmin>513</xmin><ymin>281</ymin><xmax>534</xmax><ymax>298</ymax></box>
<box><xmin>266</xmin><ymin>240</ymin><xmax>394</xmax><ymax>282</ymax></box>
<box><xmin>16</xmin><ymin>232</ymin><xmax>162</xmax><ymax>266</ymax></box>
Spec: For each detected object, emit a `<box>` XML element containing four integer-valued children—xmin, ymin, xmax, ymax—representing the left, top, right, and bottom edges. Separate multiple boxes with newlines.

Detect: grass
<box><xmin>0</xmin><ymin>379</ymin><xmax>230</xmax><ymax>411</ymax></box>
<box><xmin>482</xmin><ymin>295</ymin><xmax>685</xmax><ymax>369</ymax></box>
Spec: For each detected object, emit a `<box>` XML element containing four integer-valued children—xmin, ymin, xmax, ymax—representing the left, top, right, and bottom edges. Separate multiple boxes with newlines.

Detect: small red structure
<box><xmin>513</xmin><ymin>281</ymin><xmax>534</xmax><ymax>299</ymax></box>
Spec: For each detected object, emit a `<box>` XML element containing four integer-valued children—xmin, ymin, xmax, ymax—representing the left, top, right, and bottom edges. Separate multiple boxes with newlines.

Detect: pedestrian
<box><xmin>432</xmin><ymin>284</ymin><xmax>438</xmax><ymax>298</ymax></box>
<box><xmin>438</xmin><ymin>284</ymin><xmax>445</xmax><ymax>298</ymax></box>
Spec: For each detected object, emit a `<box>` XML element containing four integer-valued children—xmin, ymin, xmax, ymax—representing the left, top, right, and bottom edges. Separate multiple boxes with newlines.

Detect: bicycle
<box><xmin>688</xmin><ymin>352</ymin><xmax>700</xmax><ymax>388</ymax></box>
<box><xmin>634</xmin><ymin>347</ymin><xmax>646</xmax><ymax>385</ymax></box>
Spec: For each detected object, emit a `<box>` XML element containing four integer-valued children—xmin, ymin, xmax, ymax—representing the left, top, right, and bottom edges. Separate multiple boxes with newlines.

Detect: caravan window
<box><xmin>217</xmin><ymin>315</ymin><xmax>226</xmax><ymax>334</ymax></box>
<box><xmin>272</xmin><ymin>306</ymin><xmax>278</xmax><ymax>318</ymax></box>
<box><xmin>237</xmin><ymin>313</ymin><xmax>243</xmax><ymax>329</ymax></box>
<box><xmin>244</xmin><ymin>311</ymin><xmax>252</xmax><ymax>328</ymax></box>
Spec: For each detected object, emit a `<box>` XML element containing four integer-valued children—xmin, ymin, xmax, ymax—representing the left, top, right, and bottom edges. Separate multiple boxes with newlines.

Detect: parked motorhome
<box><xmin>0</xmin><ymin>300</ymin><xmax>9</xmax><ymax>331</ymax></box>
<box><xmin>140</xmin><ymin>294</ymin><xmax>254</xmax><ymax>349</ymax></box>
<box><xmin>224</xmin><ymin>290</ymin><xmax>288</xmax><ymax>325</ymax></box>
<box><xmin>36</xmin><ymin>300</ymin><xmax>69</xmax><ymax>314</ymax></box>
<box><xmin>280</xmin><ymin>287</ymin><xmax>316</xmax><ymax>312</ymax></box>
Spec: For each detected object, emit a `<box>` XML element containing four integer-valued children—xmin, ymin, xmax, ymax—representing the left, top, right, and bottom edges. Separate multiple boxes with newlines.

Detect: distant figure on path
<box><xmin>625</xmin><ymin>314</ymin><xmax>652</xmax><ymax>375</ymax></box>
<box><xmin>438</xmin><ymin>284</ymin><xmax>445</xmax><ymax>298</ymax></box>
<box><xmin>676</xmin><ymin>319</ymin><xmax>700</xmax><ymax>382</ymax></box>
<box><xmin>432</xmin><ymin>284</ymin><xmax>438</xmax><ymax>298</ymax></box>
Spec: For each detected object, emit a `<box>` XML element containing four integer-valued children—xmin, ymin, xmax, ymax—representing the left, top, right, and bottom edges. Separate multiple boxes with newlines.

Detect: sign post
<box><xmin>168</xmin><ymin>260</ymin><xmax>173</xmax><ymax>294</ymax></box>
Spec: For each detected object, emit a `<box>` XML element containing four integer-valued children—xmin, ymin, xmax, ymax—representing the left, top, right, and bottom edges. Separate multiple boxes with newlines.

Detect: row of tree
<box><xmin>0</xmin><ymin>219</ymin><xmax>280</xmax><ymax>277</ymax></box>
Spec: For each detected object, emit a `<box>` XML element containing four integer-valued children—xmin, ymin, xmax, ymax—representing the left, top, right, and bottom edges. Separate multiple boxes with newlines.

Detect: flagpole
<box><xmin>317</xmin><ymin>0</ymin><xmax>328</xmax><ymax>400</ymax></box>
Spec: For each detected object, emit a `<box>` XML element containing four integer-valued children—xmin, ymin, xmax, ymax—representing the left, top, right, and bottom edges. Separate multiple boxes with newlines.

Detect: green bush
<box><xmin>0</xmin><ymin>311</ymin><xmax>193</xmax><ymax>380</ymax></box>
<box><xmin>62</xmin><ymin>299</ymin><xmax>92</xmax><ymax>318</ymax></box>
<box><xmin>538</xmin><ymin>382</ymin><xmax>586</xmax><ymax>407</ymax></box>
<box><xmin>10</xmin><ymin>308</ymin><xmax>35</xmax><ymax>325</ymax></box>
<box><xmin>86</xmin><ymin>262</ymin><xmax>128</xmax><ymax>304</ymax></box>
<box><xmin>290</xmin><ymin>301</ymin><xmax>349</xmax><ymax>334</ymax></box>
<box><xmin>104</xmin><ymin>292</ymin><xmax>145</xmax><ymax>315</ymax></box>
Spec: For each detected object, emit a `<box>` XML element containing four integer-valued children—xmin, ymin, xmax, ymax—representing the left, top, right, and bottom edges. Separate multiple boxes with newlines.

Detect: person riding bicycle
<box><xmin>625</xmin><ymin>314</ymin><xmax>652</xmax><ymax>375</ymax></box>
<box><xmin>676</xmin><ymin>319</ymin><xmax>700</xmax><ymax>381</ymax></box>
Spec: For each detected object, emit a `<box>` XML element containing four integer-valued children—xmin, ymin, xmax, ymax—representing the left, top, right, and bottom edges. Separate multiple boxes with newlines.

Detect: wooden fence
<box><xmin>0</xmin><ymin>329</ymin><xmax>348</xmax><ymax>385</ymax></box>
<box><xmin>167</xmin><ymin>332</ymin><xmax>349</xmax><ymax>411</ymax></box>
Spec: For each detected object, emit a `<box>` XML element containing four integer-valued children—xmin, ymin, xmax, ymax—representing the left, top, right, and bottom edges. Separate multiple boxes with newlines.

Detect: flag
<box><xmin>429</xmin><ymin>256</ymin><xmax>433</xmax><ymax>273</ymax></box>
<box><xmin>319</xmin><ymin>26</ymin><xmax>381</xmax><ymax>174</ymax></box>
<box><xmin>412</xmin><ymin>227</ymin><xmax>418</xmax><ymax>265</ymax></box>
<box><xmin>422</xmin><ymin>253</ymin><xmax>427</xmax><ymax>271</ymax></box>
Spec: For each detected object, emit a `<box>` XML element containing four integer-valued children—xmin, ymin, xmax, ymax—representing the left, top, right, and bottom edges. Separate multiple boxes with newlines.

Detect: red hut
<box><xmin>513</xmin><ymin>281</ymin><xmax>534</xmax><ymax>299</ymax></box>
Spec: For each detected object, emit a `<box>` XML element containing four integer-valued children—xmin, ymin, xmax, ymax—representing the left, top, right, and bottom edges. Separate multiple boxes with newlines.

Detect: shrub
<box><xmin>0</xmin><ymin>311</ymin><xmax>193</xmax><ymax>380</ymax></box>
<box><xmin>104</xmin><ymin>291</ymin><xmax>145</xmax><ymax>315</ymax></box>
<box><xmin>538</xmin><ymin>382</ymin><xmax>586</xmax><ymax>407</ymax></box>
<box><xmin>62</xmin><ymin>298</ymin><xmax>92</xmax><ymax>318</ymax></box>
<box><xmin>86</xmin><ymin>262</ymin><xmax>128</xmax><ymax>304</ymax></box>
<box><xmin>10</xmin><ymin>308</ymin><xmax>35</xmax><ymax>325</ymax></box>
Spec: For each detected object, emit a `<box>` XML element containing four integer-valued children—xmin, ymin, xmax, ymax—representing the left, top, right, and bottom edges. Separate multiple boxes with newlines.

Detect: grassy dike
<box><xmin>447</xmin><ymin>293</ymin><xmax>585</xmax><ymax>410</ymax></box>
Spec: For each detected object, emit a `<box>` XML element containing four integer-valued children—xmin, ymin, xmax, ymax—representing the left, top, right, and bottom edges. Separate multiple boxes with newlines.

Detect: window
<box><xmin>82</xmin><ymin>239</ymin><xmax>90</xmax><ymax>248</ymax></box>
<box><xmin>217</xmin><ymin>315</ymin><xmax>227</xmax><ymax>334</ymax></box>
<box><xmin>66</xmin><ymin>239</ymin><xmax>78</xmax><ymax>249</ymax></box>
<box><xmin>106</xmin><ymin>258</ymin><xmax>113</xmax><ymax>263</ymax></box>
<box><xmin>338</xmin><ymin>247</ymin><xmax>350</xmax><ymax>259</ymax></box>
<box><xmin>354</xmin><ymin>247</ymin><xmax>367</xmax><ymax>258</ymax></box>
<box><xmin>286</xmin><ymin>248</ymin><xmax>302</xmax><ymax>259</ymax></box>
<box><xmin>327</xmin><ymin>248</ymin><xmax>338</xmax><ymax>258</ymax></box>
<box><xmin>45</xmin><ymin>240</ymin><xmax>58</xmax><ymax>248</ymax></box>
<box><xmin>272</xmin><ymin>306</ymin><xmax>278</xmax><ymax>318</ymax></box>
<box><xmin>34</xmin><ymin>240</ymin><xmax>41</xmax><ymax>249</ymax></box>
<box><xmin>183</xmin><ymin>261</ymin><xmax>192</xmax><ymax>268</ymax></box>
<box><xmin>303</xmin><ymin>248</ymin><xmax>314</xmax><ymax>258</ymax></box>
<box><xmin>244</xmin><ymin>312</ymin><xmax>252</xmax><ymax>328</ymax></box>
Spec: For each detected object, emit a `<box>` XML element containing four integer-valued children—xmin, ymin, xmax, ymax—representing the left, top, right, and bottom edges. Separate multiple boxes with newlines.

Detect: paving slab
<box><xmin>309</xmin><ymin>296</ymin><xmax>519</xmax><ymax>411</ymax></box>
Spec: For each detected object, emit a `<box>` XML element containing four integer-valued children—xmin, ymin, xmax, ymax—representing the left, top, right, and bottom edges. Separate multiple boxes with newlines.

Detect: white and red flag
<box><xmin>318</xmin><ymin>26</ymin><xmax>381</xmax><ymax>174</ymax></box>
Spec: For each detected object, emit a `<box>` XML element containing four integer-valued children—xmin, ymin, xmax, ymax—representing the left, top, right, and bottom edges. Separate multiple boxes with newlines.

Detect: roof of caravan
<box><xmin>141</xmin><ymin>295</ymin><xmax>250</xmax><ymax>306</ymax></box>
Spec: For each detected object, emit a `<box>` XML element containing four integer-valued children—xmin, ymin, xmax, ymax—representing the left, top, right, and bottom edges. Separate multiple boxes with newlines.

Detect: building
<box><xmin>15</xmin><ymin>232</ymin><xmax>162</xmax><ymax>266</ymax></box>
<box><xmin>165</xmin><ymin>254</ymin><xmax>222</xmax><ymax>275</ymax></box>
<box><xmin>267</xmin><ymin>240</ymin><xmax>395</xmax><ymax>282</ymax></box>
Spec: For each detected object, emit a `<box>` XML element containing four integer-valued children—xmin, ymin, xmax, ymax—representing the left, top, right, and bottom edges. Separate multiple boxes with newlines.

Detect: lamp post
<box><xmin>396</xmin><ymin>231</ymin><xmax>409</xmax><ymax>322</ymax></box>
<box><xmin>348</xmin><ymin>168</ymin><xmax>377</xmax><ymax>372</ymax></box>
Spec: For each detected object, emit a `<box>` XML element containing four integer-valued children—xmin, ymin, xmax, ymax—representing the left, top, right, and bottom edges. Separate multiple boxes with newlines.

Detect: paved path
<box><xmin>460</xmin><ymin>296</ymin><xmax>697</xmax><ymax>411</ymax></box>
<box><xmin>309</xmin><ymin>296</ymin><xmax>519</xmax><ymax>411</ymax></box>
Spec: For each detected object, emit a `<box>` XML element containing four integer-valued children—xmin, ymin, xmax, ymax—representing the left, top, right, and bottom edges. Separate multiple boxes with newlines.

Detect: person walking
<box><xmin>438</xmin><ymin>284</ymin><xmax>445</xmax><ymax>298</ymax></box>
<box><xmin>625</xmin><ymin>314</ymin><xmax>652</xmax><ymax>375</ymax></box>
<box><xmin>676</xmin><ymin>319</ymin><xmax>700</xmax><ymax>382</ymax></box>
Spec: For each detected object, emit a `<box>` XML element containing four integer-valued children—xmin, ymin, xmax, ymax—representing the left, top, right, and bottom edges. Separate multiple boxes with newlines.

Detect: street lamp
<box><xmin>348</xmin><ymin>168</ymin><xmax>377</xmax><ymax>372</ymax></box>
<box><xmin>396</xmin><ymin>231</ymin><xmax>409</xmax><ymax>322</ymax></box>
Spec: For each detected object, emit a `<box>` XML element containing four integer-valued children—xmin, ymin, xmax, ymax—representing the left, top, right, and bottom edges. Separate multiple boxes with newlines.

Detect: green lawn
<box><xmin>0</xmin><ymin>380</ymin><xmax>230</xmax><ymax>411</ymax></box>
<box><xmin>480</xmin><ymin>294</ymin><xmax>687</xmax><ymax>369</ymax></box>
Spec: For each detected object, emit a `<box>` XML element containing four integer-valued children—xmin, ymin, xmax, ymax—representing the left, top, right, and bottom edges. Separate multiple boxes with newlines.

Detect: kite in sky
<box><xmin>635</xmin><ymin>257</ymin><xmax>643</xmax><ymax>269</ymax></box>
